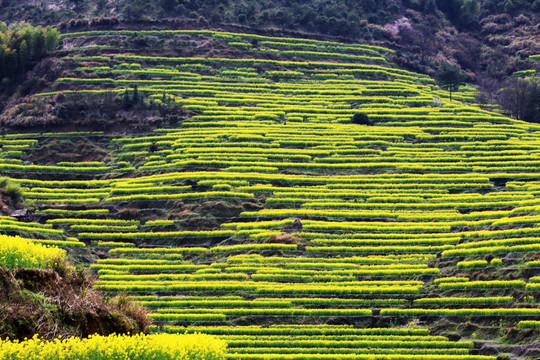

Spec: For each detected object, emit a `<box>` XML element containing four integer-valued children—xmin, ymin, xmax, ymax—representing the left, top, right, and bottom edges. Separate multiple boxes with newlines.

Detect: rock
<box><xmin>499</xmin><ymin>266</ymin><xmax>518</xmax><ymax>273</ymax></box>
<box><xmin>291</xmin><ymin>218</ymin><xmax>303</xmax><ymax>232</ymax></box>
<box><xmin>503</xmin><ymin>253</ymin><xmax>522</xmax><ymax>261</ymax></box>
<box><xmin>8</xmin><ymin>208</ymin><xmax>33</xmax><ymax>221</ymax></box>
<box><xmin>418</xmin><ymin>274</ymin><xmax>434</xmax><ymax>283</ymax></box>
<box><xmin>511</xmin><ymin>341</ymin><xmax>540</xmax><ymax>358</ymax></box>
<box><xmin>80</xmin><ymin>255</ymin><xmax>95</xmax><ymax>264</ymax></box>
<box><xmin>477</xmin><ymin>344</ymin><xmax>499</xmax><ymax>356</ymax></box>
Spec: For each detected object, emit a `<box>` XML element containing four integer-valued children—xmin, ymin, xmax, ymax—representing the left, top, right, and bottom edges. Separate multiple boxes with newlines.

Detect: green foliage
<box><xmin>436</xmin><ymin>0</ymin><xmax>481</xmax><ymax>27</ymax></box>
<box><xmin>0</xmin><ymin>22</ymin><xmax>59</xmax><ymax>83</ymax></box>
<box><xmin>435</xmin><ymin>63</ymin><xmax>466</xmax><ymax>101</ymax></box>
<box><xmin>351</xmin><ymin>113</ymin><xmax>373</xmax><ymax>125</ymax></box>
<box><xmin>4</xmin><ymin>181</ymin><xmax>24</xmax><ymax>203</ymax></box>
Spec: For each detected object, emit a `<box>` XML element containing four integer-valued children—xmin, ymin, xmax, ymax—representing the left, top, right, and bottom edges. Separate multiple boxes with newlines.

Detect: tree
<box><xmin>122</xmin><ymin>88</ymin><xmax>131</xmax><ymax>109</ymax></box>
<box><xmin>435</xmin><ymin>62</ymin><xmax>466</xmax><ymax>101</ymax></box>
<box><xmin>123</xmin><ymin>0</ymin><xmax>148</xmax><ymax>20</ymax></box>
<box><xmin>18</xmin><ymin>39</ymin><xmax>28</xmax><ymax>73</ymax></box>
<box><xmin>31</xmin><ymin>26</ymin><xmax>44</xmax><ymax>60</ymax></box>
<box><xmin>161</xmin><ymin>0</ymin><xmax>177</xmax><ymax>12</ymax></box>
<box><xmin>424</xmin><ymin>0</ymin><xmax>438</xmax><ymax>13</ymax></box>
<box><xmin>3</xmin><ymin>47</ymin><xmax>18</xmax><ymax>76</ymax></box>
<box><xmin>459</xmin><ymin>0</ymin><xmax>481</xmax><ymax>28</ymax></box>
<box><xmin>0</xmin><ymin>22</ymin><xmax>58</xmax><ymax>83</ymax></box>
<box><xmin>476</xmin><ymin>77</ymin><xmax>500</xmax><ymax>104</ymax></box>
<box><xmin>132</xmin><ymin>85</ymin><xmax>140</xmax><ymax>105</ymax></box>
<box><xmin>351</xmin><ymin>113</ymin><xmax>373</xmax><ymax>125</ymax></box>
<box><xmin>497</xmin><ymin>78</ymin><xmax>540</xmax><ymax>123</ymax></box>
<box><xmin>44</xmin><ymin>26</ymin><xmax>60</xmax><ymax>53</ymax></box>
<box><xmin>0</xmin><ymin>44</ymin><xmax>5</xmax><ymax>80</ymax></box>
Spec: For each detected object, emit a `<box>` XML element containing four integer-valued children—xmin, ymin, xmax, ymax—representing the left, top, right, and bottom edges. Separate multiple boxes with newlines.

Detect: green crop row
<box><xmin>250</xmin><ymin>268</ymin><xmax>439</xmax><ymax>279</ymax></box>
<box><xmin>381</xmin><ymin>308</ymin><xmax>540</xmax><ymax>316</ymax></box>
<box><xmin>220</xmin><ymin>338</ymin><xmax>471</xmax><ymax>349</ymax></box>
<box><xmin>226</xmin><ymin>254</ymin><xmax>432</xmax><ymax>266</ymax></box>
<box><xmin>310</xmin><ymin>238</ymin><xmax>459</xmax><ymax>246</ymax></box>
<box><xmin>99</xmin><ymin>273</ymin><xmax>249</xmax><ymax>282</ymax></box>
<box><xmin>0</xmin><ymin>222</ymin><xmax>64</xmax><ymax>236</ymax></box>
<box><xmin>110</xmin><ymin>185</ymin><xmax>191</xmax><ymax>195</ymax></box>
<box><xmin>36</xmin><ymin>208</ymin><xmax>109</xmax><ymax>216</ymax></box>
<box><xmin>109</xmin><ymin>247</ymin><xmax>207</xmax><ymax>255</ymax></box>
<box><xmin>259</xmin><ymin>48</ymin><xmax>387</xmax><ymax>63</ymax></box>
<box><xmin>168</xmin><ymin>325</ymin><xmax>430</xmax><ymax>336</ymax></box>
<box><xmin>78</xmin><ymin>230</ymin><xmax>235</xmax><ymax>240</ymax></box>
<box><xmin>516</xmin><ymin>320</ymin><xmax>540</xmax><ymax>329</ymax></box>
<box><xmin>306</xmin><ymin>245</ymin><xmax>453</xmax><ymax>254</ymax></box>
<box><xmin>230</xmin><ymin>347</ymin><xmax>470</xmax><ymax>356</ymax></box>
<box><xmin>47</xmin><ymin>218</ymin><xmax>139</xmax><ymax>226</ymax></box>
<box><xmin>455</xmin><ymin>237</ymin><xmax>540</xmax><ymax>249</ymax></box>
<box><xmin>456</xmin><ymin>260</ymin><xmax>488</xmax><ymax>269</ymax></box>
<box><xmin>413</xmin><ymin>297</ymin><xmax>513</xmax><ymax>306</ymax></box>
<box><xmin>142</xmin><ymin>297</ymin><xmax>408</xmax><ymax>309</ymax></box>
<box><xmin>70</xmin><ymin>224</ymin><xmax>139</xmax><ymax>232</ymax></box>
<box><xmin>437</xmin><ymin>280</ymin><xmax>526</xmax><ymax>290</ymax></box>
<box><xmin>149</xmin><ymin>313</ymin><xmax>226</xmax><ymax>322</ymax></box>
<box><xmin>442</xmin><ymin>244</ymin><xmax>540</xmax><ymax>257</ymax></box>
<box><xmin>32</xmin><ymin>239</ymin><xmax>86</xmax><ymax>248</ymax></box>
<box><xmin>211</xmin><ymin>244</ymin><xmax>297</xmax><ymax>253</ymax></box>
<box><xmin>105</xmin><ymin>191</ymin><xmax>254</xmax><ymax>202</ymax></box>
<box><xmin>93</xmin><ymin>241</ymin><xmax>135</xmax><ymax>248</ymax></box>
<box><xmin>227</xmin><ymin>352</ymin><xmax>494</xmax><ymax>360</ymax></box>
<box><xmin>152</xmin><ymin>308</ymin><xmax>373</xmax><ymax>318</ymax></box>
<box><xmin>144</xmin><ymin>220</ymin><xmax>176</xmax><ymax>226</ymax></box>
<box><xmin>97</xmin><ymin>280</ymin><xmax>422</xmax><ymax>295</ymax></box>
<box><xmin>0</xmin><ymin>163</ymin><xmax>112</xmax><ymax>174</ymax></box>
<box><xmin>92</xmin><ymin>264</ymin><xmax>206</xmax><ymax>273</ymax></box>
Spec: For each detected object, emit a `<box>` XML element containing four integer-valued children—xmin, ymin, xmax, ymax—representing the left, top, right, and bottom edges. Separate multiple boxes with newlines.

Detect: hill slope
<box><xmin>0</xmin><ymin>29</ymin><xmax>539</xmax><ymax>359</ymax></box>
<box><xmin>1</xmin><ymin>1</ymin><xmax>539</xmax><ymax>86</ymax></box>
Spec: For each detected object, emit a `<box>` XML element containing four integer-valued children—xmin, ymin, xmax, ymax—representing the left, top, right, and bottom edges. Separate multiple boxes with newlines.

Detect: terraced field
<box><xmin>1</xmin><ymin>30</ymin><xmax>539</xmax><ymax>359</ymax></box>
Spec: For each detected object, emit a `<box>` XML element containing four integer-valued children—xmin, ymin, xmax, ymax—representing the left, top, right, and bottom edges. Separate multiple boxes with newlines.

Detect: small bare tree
<box><xmin>498</xmin><ymin>78</ymin><xmax>540</xmax><ymax>122</ymax></box>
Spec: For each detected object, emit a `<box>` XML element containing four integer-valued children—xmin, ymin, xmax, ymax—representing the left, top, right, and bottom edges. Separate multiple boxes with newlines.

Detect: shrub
<box><xmin>351</xmin><ymin>112</ymin><xmax>373</xmax><ymax>125</ymax></box>
<box><xmin>4</xmin><ymin>181</ymin><xmax>24</xmax><ymax>203</ymax></box>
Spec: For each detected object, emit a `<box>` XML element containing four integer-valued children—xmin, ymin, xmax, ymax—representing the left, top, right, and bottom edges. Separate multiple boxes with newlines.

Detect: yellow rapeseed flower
<box><xmin>0</xmin><ymin>333</ymin><xmax>226</xmax><ymax>360</ymax></box>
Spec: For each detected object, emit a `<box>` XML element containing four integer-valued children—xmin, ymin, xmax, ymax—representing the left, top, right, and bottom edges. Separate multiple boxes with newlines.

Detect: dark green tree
<box><xmin>122</xmin><ymin>88</ymin><xmax>131</xmax><ymax>109</ymax></box>
<box><xmin>435</xmin><ymin>62</ymin><xmax>466</xmax><ymax>101</ymax></box>
<box><xmin>459</xmin><ymin>0</ymin><xmax>481</xmax><ymax>27</ymax></box>
<box><xmin>0</xmin><ymin>45</ymin><xmax>5</xmax><ymax>80</ymax></box>
<box><xmin>3</xmin><ymin>47</ymin><xmax>18</xmax><ymax>77</ymax></box>
<box><xmin>132</xmin><ymin>85</ymin><xmax>140</xmax><ymax>104</ymax></box>
<box><xmin>0</xmin><ymin>22</ymin><xmax>60</xmax><ymax>83</ymax></box>
<box><xmin>18</xmin><ymin>39</ymin><xmax>28</xmax><ymax>73</ymax></box>
<box><xmin>31</xmin><ymin>26</ymin><xmax>45</xmax><ymax>60</ymax></box>
<box><xmin>161</xmin><ymin>0</ymin><xmax>177</xmax><ymax>11</ymax></box>
<box><xmin>351</xmin><ymin>113</ymin><xmax>373</xmax><ymax>125</ymax></box>
<box><xmin>424</xmin><ymin>0</ymin><xmax>438</xmax><ymax>12</ymax></box>
<box><xmin>44</xmin><ymin>26</ymin><xmax>60</xmax><ymax>53</ymax></box>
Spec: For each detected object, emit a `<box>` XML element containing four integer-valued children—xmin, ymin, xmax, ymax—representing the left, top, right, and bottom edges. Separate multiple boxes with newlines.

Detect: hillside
<box><xmin>1</xmin><ymin>1</ymin><xmax>539</xmax><ymax>86</ymax></box>
<box><xmin>2</xmin><ymin>2</ymin><xmax>540</xmax><ymax>127</ymax></box>
<box><xmin>0</xmin><ymin>27</ymin><xmax>539</xmax><ymax>359</ymax></box>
